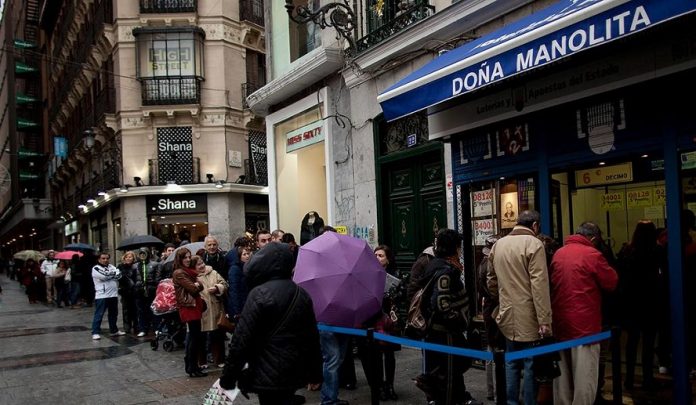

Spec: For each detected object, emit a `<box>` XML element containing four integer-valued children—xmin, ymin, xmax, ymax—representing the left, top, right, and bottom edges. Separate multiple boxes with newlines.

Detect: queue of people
<box><xmin>11</xmin><ymin>249</ymin><xmax>95</xmax><ymax>307</ymax></box>
<box><xmin>5</xmin><ymin>211</ymin><xmax>693</xmax><ymax>405</ymax></box>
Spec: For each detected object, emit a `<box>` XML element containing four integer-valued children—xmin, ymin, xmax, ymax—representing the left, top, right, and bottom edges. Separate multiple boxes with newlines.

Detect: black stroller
<box><xmin>150</xmin><ymin>310</ymin><xmax>186</xmax><ymax>352</ymax></box>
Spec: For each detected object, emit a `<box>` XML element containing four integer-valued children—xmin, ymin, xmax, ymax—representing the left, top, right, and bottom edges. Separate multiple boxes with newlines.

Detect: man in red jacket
<box><xmin>550</xmin><ymin>222</ymin><xmax>618</xmax><ymax>405</ymax></box>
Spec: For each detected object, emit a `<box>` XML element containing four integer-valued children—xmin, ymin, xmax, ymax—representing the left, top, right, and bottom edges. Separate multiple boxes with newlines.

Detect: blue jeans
<box><xmin>320</xmin><ymin>331</ymin><xmax>349</xmax><ymax>405</ymax></box>
<box><xmin>506</xmin><ymin>339</ymin><xmax>537</xmax><ymax>405</ymax></box>
<box><xmin>91</xmin><ymin>297</ymin><xmax>119</xmax><ymax>335</ymax></box>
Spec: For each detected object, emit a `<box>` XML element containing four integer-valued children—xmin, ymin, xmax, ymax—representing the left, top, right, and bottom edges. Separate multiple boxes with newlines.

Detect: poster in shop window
<box><xmin>472</xmin><ymin>189</ymin><xmax>494</xmax><ymax>217</ymax></box>
<box><xmin>474</xmin><ymin>219</ymin><xmax>496</xmax><ymax>246</ymax></box>
<box><xmin>500</xmin><ymin>192</ymin><xmax>518</xmax><ymax>229</ymax></box>
<box><xmin>627</xmin><ymin>188</ymin><xmax>653</xmax><ymax>208</ymax></box>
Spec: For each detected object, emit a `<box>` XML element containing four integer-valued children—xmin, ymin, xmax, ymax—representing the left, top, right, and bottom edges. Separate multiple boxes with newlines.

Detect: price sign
<box><xmin>654</xmin><ymin>186</ymin><xmax>666</xmax><ymax>206</ymax></box>
<box><xmin>472</xmin><ymin>189</ymin><xmax>494</xmax><ymax>217</ymax></box>
<box><xmin>601</xmin><ymin>192</ymin><xmax>625</xmax><ymax>211</ymax></box>
<box><xmin>627</xmin><ymin>188</ymin><xmax>653</xmax><ymax>208</ymax></box>
<box><xmin>473</xmin><ymin>219</ymin><xmax>496</xmax><ymax>246</ymax></box>
<box><xmin>575</xmin><ymin>163</ymin><xmax>633</xmax><ymax>187</ymax></box>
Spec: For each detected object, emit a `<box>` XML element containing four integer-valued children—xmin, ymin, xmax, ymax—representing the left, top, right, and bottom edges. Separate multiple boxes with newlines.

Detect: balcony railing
<box><xmin>240</xmin><ymin>0</ymin><xmax>264</xmax><ymax>27</ymax></box>
<box><xmin>141</xmin><ymin>76</ymin><xmax>202</xmax><ymax>105</ymax></box>
<box><xmin>241</xmin><ymin>82</ymin><xmax>261</xmax><ymax>108</ymax></box>
<box><xmin>355</xmin><ymin>0</ymin><xmax>434</xmax><ymax>53</ymax></box>
<box><xmin>148</xmin><ymin>157</ymin><xmax>200</xmax><ymax>185</ymax></box>
<box><xmin>140</xmin><ymin>0</ymin><xmax>197</xmax><ymax>13</ymax></box>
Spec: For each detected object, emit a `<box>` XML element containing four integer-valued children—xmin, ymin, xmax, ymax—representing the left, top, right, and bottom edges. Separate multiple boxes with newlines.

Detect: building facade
<box><xmin>0</xmin><ymin>0</ymin><xmax>51</xmax><ymax>256</ymax></box>
<box><xmin>40</xmin><ymin>0</ymin><xmax>268</xmax><ymax>252</ymax></box>
<box><xmin>253</xmin><ymin>0</ymin><xmax>693</xmax><ymax>402</ymax></box>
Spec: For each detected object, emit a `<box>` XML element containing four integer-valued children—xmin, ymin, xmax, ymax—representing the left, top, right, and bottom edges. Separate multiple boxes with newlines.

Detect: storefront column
<box><xmin>208</xmin><ymin>193</ymin><xmax>245</xmax><ymax>250</ymax></box>
<box><xmin>663</xmin><ymin>130</ymin><xmax>692</xmax><ymax>404</ymax></box>
<box><xmin>537</xmin><ymin>139</ymin><xmax>551</xmax><ymax>236</ymax></box>
<box><xmin>122</xmin><ymin>197</ymin><xmax>148</xmax><ymax>237</ymax></box>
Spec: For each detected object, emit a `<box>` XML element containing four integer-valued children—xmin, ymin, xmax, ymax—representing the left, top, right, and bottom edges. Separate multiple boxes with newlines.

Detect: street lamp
<box><xmin>285</xmin><ymin>0</ymin><xmax>356</xmax><ymax>52</ymax></box>
<box><xmin>83</xmin><ymin>128</ymin><xmax>96</xmax><ymax>150</ymax></box>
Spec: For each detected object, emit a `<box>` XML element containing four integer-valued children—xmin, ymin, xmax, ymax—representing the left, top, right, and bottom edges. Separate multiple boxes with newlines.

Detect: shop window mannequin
<box><xmin>301</xmin><ymin>211</ymin><xmax>325</xmax><ymax>245</ymax></box>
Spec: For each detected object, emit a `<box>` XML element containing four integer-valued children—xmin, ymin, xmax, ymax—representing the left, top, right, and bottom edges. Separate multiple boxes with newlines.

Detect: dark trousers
<box><xmin>69</xmin><ymin>281</ymin><xmax>81</xmax><ymax>306</ymax></box>
<box><xmin>339</xmin><ymin>338</ymin><xmax>357</xmax><ymax>387</ymax></box>
<box><xmin>54</xmin><ymin>278</ymin><xmax>69</xmax><ymax>306</ymax></box>
<box><xmin>91</xmin><ymin>297</ymin><xmax>119</xmax><ymax>335</ymax></box>
<box><xmin>424</xmin><ymin>332</ymin><xmax>473</xmax><ymax>405</ymax></box>
<box><xmin>82</xmin><ymin>278</ymin><xmax>94</xmax><ymax>305</ymax></box>
<box><xmin>184</xmin><ymin>320</ymin><xmax>204</xmax><ymax>374</ymax></box>
<box><xmin>258</xmin><ymin>390</ymin><xmax>296</xmax><ymax>405</ymax></box>
<box><xmin>625</xmin><ymin>323</ymin><xmax>657</xmax><ymax>387</ymax></box>
<box><xmin>198</xmin><ymin>329</ymin><xmax>226</xmax><ymax>365</ymax></box>
<box><xmin>121</xmin><ymin>294</ymin><xmax>138</xmax><ymax>333</ymax></box>
<box><xmin>136</xmin><ymin>296</ymin><xmax>154</xmax><ymax>333</ymax></box>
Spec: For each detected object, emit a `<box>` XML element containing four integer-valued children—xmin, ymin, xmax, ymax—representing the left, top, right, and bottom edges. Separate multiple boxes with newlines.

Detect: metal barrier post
<box><xmin>494</xmin><ymin>349</ymin><xmax>507</xmax><ymax>405</ymax></box>
<box><xmin>365</xmin><ymin>328</ymin><xmax>380</xmax><ymax>405</ymax></box>
<box><xmin>610</xmin><ymin>326</ymin><xmax>622</xmax><ymax>405</ymax></box>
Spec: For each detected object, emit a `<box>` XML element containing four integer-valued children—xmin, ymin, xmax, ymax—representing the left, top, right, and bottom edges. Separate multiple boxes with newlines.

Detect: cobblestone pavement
<box><xmin>0</xmin><ymin>274</ymin><xmax>492</xmax><ymax>404</ymax></box>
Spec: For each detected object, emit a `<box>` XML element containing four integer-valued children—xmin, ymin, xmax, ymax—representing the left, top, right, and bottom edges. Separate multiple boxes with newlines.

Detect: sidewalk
<box><xmin>0</xmin><ymin>274</ymin><xmax>492</xmax><ymax>404</ymax></box>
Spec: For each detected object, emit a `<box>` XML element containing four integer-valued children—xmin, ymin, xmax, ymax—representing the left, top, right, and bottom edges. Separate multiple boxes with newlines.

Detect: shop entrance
<box><xmin>149</xmin><ymin>214</ymin><xmax>209</xmax><ymax>246</ymax></box>
<box><xmin>551</xmin><ymin>152</ymin><xmax>666</xmax><ymax>256</ymax></box>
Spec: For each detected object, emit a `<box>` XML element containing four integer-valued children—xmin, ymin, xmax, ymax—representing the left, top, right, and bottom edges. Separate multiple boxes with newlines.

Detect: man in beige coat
<box><xmin>488</xmin><ymin>210</ymin><xmax>552</xmax><ymax>405</ymax></box>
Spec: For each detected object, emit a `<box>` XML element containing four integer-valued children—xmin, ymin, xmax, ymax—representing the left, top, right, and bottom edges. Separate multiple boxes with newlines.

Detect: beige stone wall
<box><xmin>47</xmin><ymin>0</ymin><xmax>266</xmax><ymax>249</ymax></box>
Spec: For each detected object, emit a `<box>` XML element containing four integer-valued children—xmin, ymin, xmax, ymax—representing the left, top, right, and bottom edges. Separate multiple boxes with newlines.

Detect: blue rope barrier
<box><xmin>374</xmin><ymin>332</ymin><xmax>494</xmax><ymax>361</ymax></box>
<box><xmin>504</xmin><ymin>331</ymin><xmax>611</xmax><ymax>361</ymax></box>
<box><xmin>317</xmin><ymin>323</ymin><xmax>368</xmax><ymax>337</ymax></box>
<box><xmin>316</xmin><ymin>324</ymin><xmax>611</xmax><ymax>364</ymax></box>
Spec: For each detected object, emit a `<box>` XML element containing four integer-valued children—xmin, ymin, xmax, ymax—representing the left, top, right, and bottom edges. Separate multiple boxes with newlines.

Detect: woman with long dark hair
<box><xmin>618</xmin><ymin>220</ymin><xmax>660</xmax><ymax>389</ymax></box>
<box><xmin>172</xmin><ymin>249</ymin><xmax>206</xmax><ymax>377</ymax></box>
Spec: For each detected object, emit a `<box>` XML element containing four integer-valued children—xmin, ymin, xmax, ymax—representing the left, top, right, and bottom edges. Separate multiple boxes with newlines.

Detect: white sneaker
<box><xmin>110</xmin><ymin>331</ymin><xmax>126</xmax><ymax>337</ymax></box>
<box><xmin>659</xmin><ymin>366</ymin><xmax>668</xmax><ymax>374</ymax></box>
<box><xmin>137</xmin><ymin>331</ymin><xmax>146</xmax><ymax>337</ymax></box>
<box><xmin>92</xmin><ymin>334</ymin><xmax>101</xmax><ymax>340</ymax></box>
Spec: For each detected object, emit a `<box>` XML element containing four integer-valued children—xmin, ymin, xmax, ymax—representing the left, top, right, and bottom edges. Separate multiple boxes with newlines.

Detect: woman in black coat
<box><xmin>219</xmin><ymin>243</ymin><xmax>323</xmax><ymax>405</ymax></box>
<box><xmin>618</xmin><ymin>220</ymin><xmax>661</xmax><ymax>390</ymax></box>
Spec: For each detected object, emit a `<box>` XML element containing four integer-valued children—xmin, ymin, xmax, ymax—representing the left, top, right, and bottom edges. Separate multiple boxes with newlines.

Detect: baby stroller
<box><xmin>150</xmin><ymin>311</ymin><xmax>186</xmax><ymax>352</ymax></box>
<box><xmin>149</xmin><ymin>278</ymin><xmax>185</xmax><ymax>352</ymax></box>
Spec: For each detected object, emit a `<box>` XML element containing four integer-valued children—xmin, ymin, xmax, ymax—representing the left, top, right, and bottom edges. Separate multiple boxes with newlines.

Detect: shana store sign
<box><xmin>147</xmin><ymin>194</ymin><xmax>207</xmax><ymax>215</ymax></box>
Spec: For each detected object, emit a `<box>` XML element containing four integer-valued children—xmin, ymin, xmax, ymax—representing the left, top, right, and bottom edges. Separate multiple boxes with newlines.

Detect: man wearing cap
<box><xmin>41</xmin><ymin>250</ymin><xmax>59</xmax><ymax>305</ymax></box>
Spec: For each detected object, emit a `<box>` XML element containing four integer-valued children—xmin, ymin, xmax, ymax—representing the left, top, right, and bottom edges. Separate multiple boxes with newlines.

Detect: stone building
<box><xmin>0</xmin><ymin>0</ymin><xmax>51</xmax><ymax>254</ymax></box>
<box><xmin>41</xmin><ymin>0</ymin><xmax>268</xmax><ymax>252</ymax></box>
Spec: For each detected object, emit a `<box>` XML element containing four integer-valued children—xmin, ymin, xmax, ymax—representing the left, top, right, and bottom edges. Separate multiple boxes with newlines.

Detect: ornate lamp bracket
<box><xmin>285</xmin><ymin>0</ymin><xmax>356</xmax><ymax>53</ymax></box>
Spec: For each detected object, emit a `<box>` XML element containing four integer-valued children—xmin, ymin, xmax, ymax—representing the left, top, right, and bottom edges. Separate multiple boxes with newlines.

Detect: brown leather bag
<box><xmin>217</xmin><ymin>312</ymin><xmax>236</xmax><ymax>333</ymax></box>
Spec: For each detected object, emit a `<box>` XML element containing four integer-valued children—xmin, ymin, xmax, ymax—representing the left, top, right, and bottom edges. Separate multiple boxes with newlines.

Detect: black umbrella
<box><xmin>64</xmin><ymin>242</ymin><xmax>98</xmax><ymax>252</ymax></box>
<box><xmin>117</xmin><ymin>235</ymin><xmax>165</xmax><ymax>251</ymax></box>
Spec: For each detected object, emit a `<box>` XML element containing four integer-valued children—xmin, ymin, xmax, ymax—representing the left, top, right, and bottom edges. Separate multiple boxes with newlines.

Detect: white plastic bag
<box><xmin>202</xmin><ymin>378</ymin><xmax>240</xmax><ymax>405</ymax></box>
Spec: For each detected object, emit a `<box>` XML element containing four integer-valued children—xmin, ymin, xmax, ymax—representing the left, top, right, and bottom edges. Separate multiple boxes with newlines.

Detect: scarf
<box><xmin>446</xmin><ymin>255</ymin><xmax>464</xmax><ymax>272</ymax></box>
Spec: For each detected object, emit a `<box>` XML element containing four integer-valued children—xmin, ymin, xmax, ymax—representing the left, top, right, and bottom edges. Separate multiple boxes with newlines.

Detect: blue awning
<box><xmin>378</xmin><ymin>0</ymin><xmax>696</xmax><ymax>121</ymax></box>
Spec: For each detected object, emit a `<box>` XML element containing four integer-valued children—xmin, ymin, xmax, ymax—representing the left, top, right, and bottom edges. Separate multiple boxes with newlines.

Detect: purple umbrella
<box><xmin>293</xmin><ymin>232</ymin><xmax>386</xmax><ymax>327</ymax></box>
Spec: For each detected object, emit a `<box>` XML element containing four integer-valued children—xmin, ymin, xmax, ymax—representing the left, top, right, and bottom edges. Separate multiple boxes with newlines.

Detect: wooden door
<box><xmin>381</xmin><ymin>150</ymin><xmax>446</xmax><ymax>276</ymax></box>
